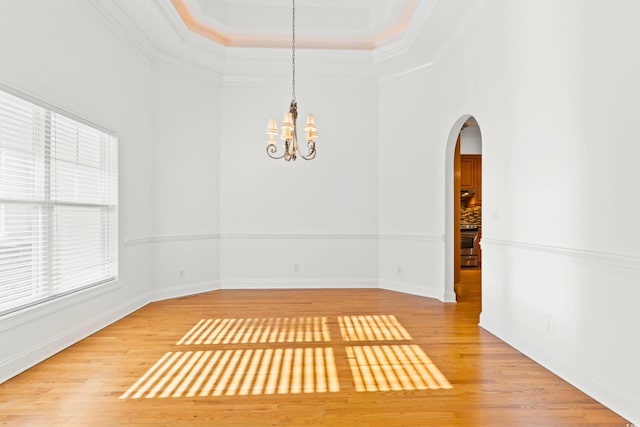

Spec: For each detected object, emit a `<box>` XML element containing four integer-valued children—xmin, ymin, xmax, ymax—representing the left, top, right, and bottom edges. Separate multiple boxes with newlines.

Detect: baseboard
<box><xmin>150</xmin><ymin>280</ymin><xmax>221</xmax><ymax>302</ymax></box>
<box><xmin>0</xmin><ymin>296</ymin><xmax>148</xmax><ymax>384</ymax></box>
<box><xmin>379</xmin><ymin>279</ymin><xmax>442</xmax><ymax>301</ymax></box>
<box><xmin>443</xmin><ymin>290</ymin><xmax>457</xmax><ymax>303</ymax></box>
<box><xmin>479</xmin><ymin>313</ymin><xmax>639</xmax><ymax>426</ymax></box>
<box><xmin>220</xmin><ymin>278</ymin><xmax>378</xmax><ymax>290</ymax></box>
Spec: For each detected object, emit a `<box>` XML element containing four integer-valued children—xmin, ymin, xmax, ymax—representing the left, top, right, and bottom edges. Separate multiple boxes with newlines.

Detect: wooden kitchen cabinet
<box><xmin>460</xmin><ymin>157</ymin><xmax>475</xmax><ymax>189</ymax></box>
<box><xmin>460</xmin><ymin>154</ymin><xmax>481</xmax><ymax>204</ymax></box>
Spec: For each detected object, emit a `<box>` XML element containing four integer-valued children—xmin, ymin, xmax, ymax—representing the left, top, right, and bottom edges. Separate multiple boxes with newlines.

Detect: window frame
<box><xmin>0</xmin><ymin>82</ymin><xmax>119</xmax><ymax>316</ymax></box>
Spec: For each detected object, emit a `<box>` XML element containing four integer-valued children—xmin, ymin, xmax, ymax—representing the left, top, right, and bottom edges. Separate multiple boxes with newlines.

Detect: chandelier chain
<box><xmin>265</xmin><ymin>0</ymin><xmax>316</xmax><ymax>162</ymax></box>
<box><xmin>292</xmin><ymin>0</ymin><xmax>296</xmax><ymax>101</ymax></box>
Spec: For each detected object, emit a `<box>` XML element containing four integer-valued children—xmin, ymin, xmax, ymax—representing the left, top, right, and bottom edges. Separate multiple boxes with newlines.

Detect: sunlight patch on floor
<box><xmin>347</xmin><ymin>344</ymin><xmax>452</xmax><ymax>392</ymax></box>
<box><xmin>121</xmin><ymin>314</ymin><xmax>451</xmax><ymax>399</ymax></box>
<box><xmin>338</xmin><ymin>315</ymin><xmax>412</xmax><ymax>341</ymax></box>
<box><xmin>120</xmin><ymin>348</ymin><xmax>339</xmax><ymax>399</ymax></box>
<box><xmin>176</xmin><ymin>317</ymin><xmax>331</xmax><ymax>345</ymax></box>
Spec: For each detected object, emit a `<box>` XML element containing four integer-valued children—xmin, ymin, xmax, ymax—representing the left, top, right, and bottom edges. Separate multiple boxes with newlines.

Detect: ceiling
<box><xmin>107</xmin><ymin>0</ymin><xmax>434</xmax><ymax>58</ymax></box>
<box><xmin>171</xmin><ymin>0</ymin><xmax>422</xmax><ymax>50</ymax></box>
<box><xmin>99</xmin><ymin>0</ymin><xmax>486</xmax><ymax>76</ymax></box>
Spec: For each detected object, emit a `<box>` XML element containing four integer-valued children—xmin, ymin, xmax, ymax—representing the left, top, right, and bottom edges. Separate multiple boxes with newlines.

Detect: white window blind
<box><xmin>0</xmin><ymin>87</ymin><xmax>117</xmax><ymax>315</ymax></box>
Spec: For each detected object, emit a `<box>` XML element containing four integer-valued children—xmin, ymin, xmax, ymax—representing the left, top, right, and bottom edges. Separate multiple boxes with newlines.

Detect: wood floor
<box><xmin>0</xmin><ymin>269</ymin><xmax>629</xmax><ymax>426</ymax></box>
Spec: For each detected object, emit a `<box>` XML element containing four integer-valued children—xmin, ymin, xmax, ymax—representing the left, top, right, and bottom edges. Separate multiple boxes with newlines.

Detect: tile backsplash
<box><xmin>461</xmin><ymin>205</ymin><xmax>482</xmax><ymax>226</ymax></box>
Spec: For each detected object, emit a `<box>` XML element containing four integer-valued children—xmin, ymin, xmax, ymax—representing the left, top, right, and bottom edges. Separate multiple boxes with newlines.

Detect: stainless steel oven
<box><xmin>460</xmin><ymin>227</ymin><xmax>479</xmax><ymax>267</ymax></box>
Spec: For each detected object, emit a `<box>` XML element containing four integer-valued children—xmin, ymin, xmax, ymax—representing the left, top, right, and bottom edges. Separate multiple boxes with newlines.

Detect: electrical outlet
<box><xmin>179</xmin><ymin>268</ymin><xmax>186</xmax><ymax>279</ymax></box>
<box><xmin>545</xmin><ymin>316</ymin><xmax>555</xmax><ymax>336</ymax></box>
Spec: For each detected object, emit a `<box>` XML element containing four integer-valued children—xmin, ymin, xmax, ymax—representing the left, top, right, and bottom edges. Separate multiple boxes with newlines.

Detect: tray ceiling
<box><xmin>172</xmin><ymin>0</ymin><xmax>422</xmax><ymax>50</ymax></box>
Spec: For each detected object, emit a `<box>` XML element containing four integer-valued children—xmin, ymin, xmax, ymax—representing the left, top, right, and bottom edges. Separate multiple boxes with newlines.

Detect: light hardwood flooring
<box><xmin>0</xmin><ymin>269</ymin><xmax>630</xmax><ymax>426</ymax></box>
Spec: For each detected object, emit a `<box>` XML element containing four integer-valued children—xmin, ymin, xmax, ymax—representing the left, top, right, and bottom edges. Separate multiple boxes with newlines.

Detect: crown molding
<box><xmin>221</xmin><ymin>74</ymin><xmax>287</xmax><ymax>88</ymax></box>
<box><xmin>372</xmin><ymin>0</ymin><xmax>439</xmax><ymax>64</ymax></box>
<box><xmin>224</xmin><ymin>45</ymin><xmax>374</xmax><ymax>66</ymax></box>
<box><xmin>156</xmin><ymin>0</ymin><xmax>200</xmax><ymax>45</ymax></box>
<box><xmin>431</xmin><ymin>0</ymin><xmax>496</xmax><ymax>66</ymax></box>
<box><xmin>153</xmin><ymin>1</ymin><xmax>374</xmax><ymax>75</ymax></box>
<box><xmin>379</xmin><ymin>62</ymin><xmax>436</xmax><ymax>83</ymax></box>
<box><xmin>222</xmin><ymin>73</ymin><xmax>377</xmax><ymax>89</ymax></box>
<box><xmin>83</xmin><ymin>0</ymin><xmax>158</xmax><ymax>64</ymax></box>
<box><xmin>155</xmin><ymin>0</ymin><xmax>229</xmax><ymax>59</ymax></box>
<box><xmin>375</xmin><ymin>0</ymin><xmax>495</xmax><ymax>78</ymax></box>
<box><xmin>86</xmin><ymin>0</ymin><xmax>493</xmax><ymax>80</ymax></box>
<box><xmin>171</xmin><ymin>0</ymin><xmax>424</xmax><ymax>51</ymax></box>
<box><xmin>153</xmin><ymin>51</ymin><xmax>223</xmax><ymax>84</ymax></box>
<box><xmin>106</xmin><ymin>0</ymin><xmax>434</xmax><ymax>70</ymax></box>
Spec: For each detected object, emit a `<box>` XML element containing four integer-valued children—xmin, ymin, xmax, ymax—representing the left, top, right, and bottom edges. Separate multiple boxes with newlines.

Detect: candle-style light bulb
<box><xmin>304</xmin><ymin>114</ymin><xmax>317</xmax><ymax>141</ymax></box>
<box><xmin>266</xmin><ymin>118</ymin><xmax>278</xmax><ymax>145</ymax></box>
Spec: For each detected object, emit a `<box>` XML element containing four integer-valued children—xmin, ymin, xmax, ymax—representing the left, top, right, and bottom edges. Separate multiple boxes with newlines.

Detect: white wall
<box><xmin>0</xmin><ymin>0</ymin><xmax>153</xmax><ymax>382</ymax></box>
<box><xmin>460</xmin><ymin>126</ymin><xmax>482</xmax><ymax>154</ymax></box>
<box><xmin>480</xmin><ymin>2</ymin><xmax>640</xmax><ymax>422</ymax></box>
<box><xmin>378</xmin><ymin>69</ymin><xmax>447</xmax><ymax>299</ymax></box>
<box><xmin>220</xmin><ymin>75</ymin><xmax>379</xmax><ymax>288</ymax></box>
<box><xmin>379</xmin><ymin>0</ymin><xmax>640</xmax><ymax>423</ymax></box>
<box><xmin>149</xmin><ymin>61</ymin><xmax>222</xmax><ymax>300</ymax></box>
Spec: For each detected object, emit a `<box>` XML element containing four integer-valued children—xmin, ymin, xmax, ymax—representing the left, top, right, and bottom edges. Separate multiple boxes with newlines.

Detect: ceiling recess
<box><xmin>171</xmin><ymin>0</ymin><xmax>422</xmax><ymax>50</ymax></box>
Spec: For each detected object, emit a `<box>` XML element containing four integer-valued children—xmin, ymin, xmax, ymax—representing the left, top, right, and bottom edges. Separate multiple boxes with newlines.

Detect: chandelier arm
<box><xmin>298</xmin><ymin>140</ymin><xmax>316</xmax><ymax>160</ymax></box>
<box><xmin>266</xmin><ymin>144</ymin><xmax>286</xmax><ymax>160</ymax></box>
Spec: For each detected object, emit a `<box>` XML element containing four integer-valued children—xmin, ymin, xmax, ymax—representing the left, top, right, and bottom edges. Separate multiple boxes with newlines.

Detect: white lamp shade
<box><xmin>304</xmin><ymin>114</ymin><xmax>316</xmax><ymax>130</ymax></box>
<box><xmin>281</xmin><ymin>112</ymin><xmax>294</xmax><ymax>131</ymax></box>
<box><xmin>266</xmin><ymin>118</ymin><xmax>278</xmax><ymax>135</ymax></box>
<box><xmin>304</xmin><ymin>114</ymin><xmax>317</xmax><ymax>141</ymax></box>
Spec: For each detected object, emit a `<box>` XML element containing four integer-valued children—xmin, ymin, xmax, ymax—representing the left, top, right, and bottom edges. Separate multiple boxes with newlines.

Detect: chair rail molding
<box><xmin>125</xmin><ymin>232</ymin><xmax>446</xmax><ymax>246</ymax></box>
<box><xmin>125</xmin><ymin>232</ymin><xmax>392</xmax><ymax>246</ymax></box>
<box><xmin>481</xmin><ymin>238</ymin><xmax>640</xmax><ymax>273</ymax></box>
<box><xmin>379</xmin><ymin>233</ymin><xmax>444</xmax><ymax>242</ymax></box>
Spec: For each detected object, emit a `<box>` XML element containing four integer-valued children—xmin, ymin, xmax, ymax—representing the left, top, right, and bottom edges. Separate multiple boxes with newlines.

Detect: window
<box><xmin>0</xmin><ymin>86</ymin><xmax>117</xmax><ymax>315</ymax></box>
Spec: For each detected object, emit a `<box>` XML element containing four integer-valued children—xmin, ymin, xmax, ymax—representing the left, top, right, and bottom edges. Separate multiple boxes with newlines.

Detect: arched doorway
<box><xmin>444</xmin><ymin>116</ymin><xmax>483</xmax><ymax>304</ymax></box>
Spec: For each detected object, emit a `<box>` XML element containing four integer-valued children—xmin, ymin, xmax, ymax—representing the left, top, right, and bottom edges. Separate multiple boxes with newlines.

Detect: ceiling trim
<box><xmin>379</xmin><ymin>62</ymin><xmax>435</xmax><ymax>83</ymax></box>
<box><xmin>84</xmin><ymin>0</ymin><xmax>158</xmax><ymax>63</ymax></box>
<box><xmin>221</xmin><ymin>74</ymin><xmax>377</xmax><ymax>89</ymax></box>
<box><xmin>432</xmin><ymin>0</ymin><xmax>495</xmax><ymax>66</ymax></box>
<box><xmin>171</xmin><ymin>0</ymin><xmax>231</xmax><ymax>46</ymax></box>
<box><xmin>170</xmin><ymin>0</ymin><xmax>421</xmax><ymax>51</ymax></box>
<box><xmin>84</xmin><ymin>0</ymin><xmax>492</xmax><ymax>81</ymax></box>
<box><xmin>153</xmin><ymin>51</ymin><xmax>223</xmax><ymax>84</ymax></box>
<box><xmin>372</xmin><ymin>0</ymin><xmax>438</xmax><ymax>64</ymax></box>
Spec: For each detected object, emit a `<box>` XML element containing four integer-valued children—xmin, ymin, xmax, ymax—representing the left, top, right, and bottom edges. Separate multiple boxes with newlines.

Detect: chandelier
<box><xmin>265</xmin><ymin>0</ymin><xmax>318</xmax><ymax>161</ymax></box>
